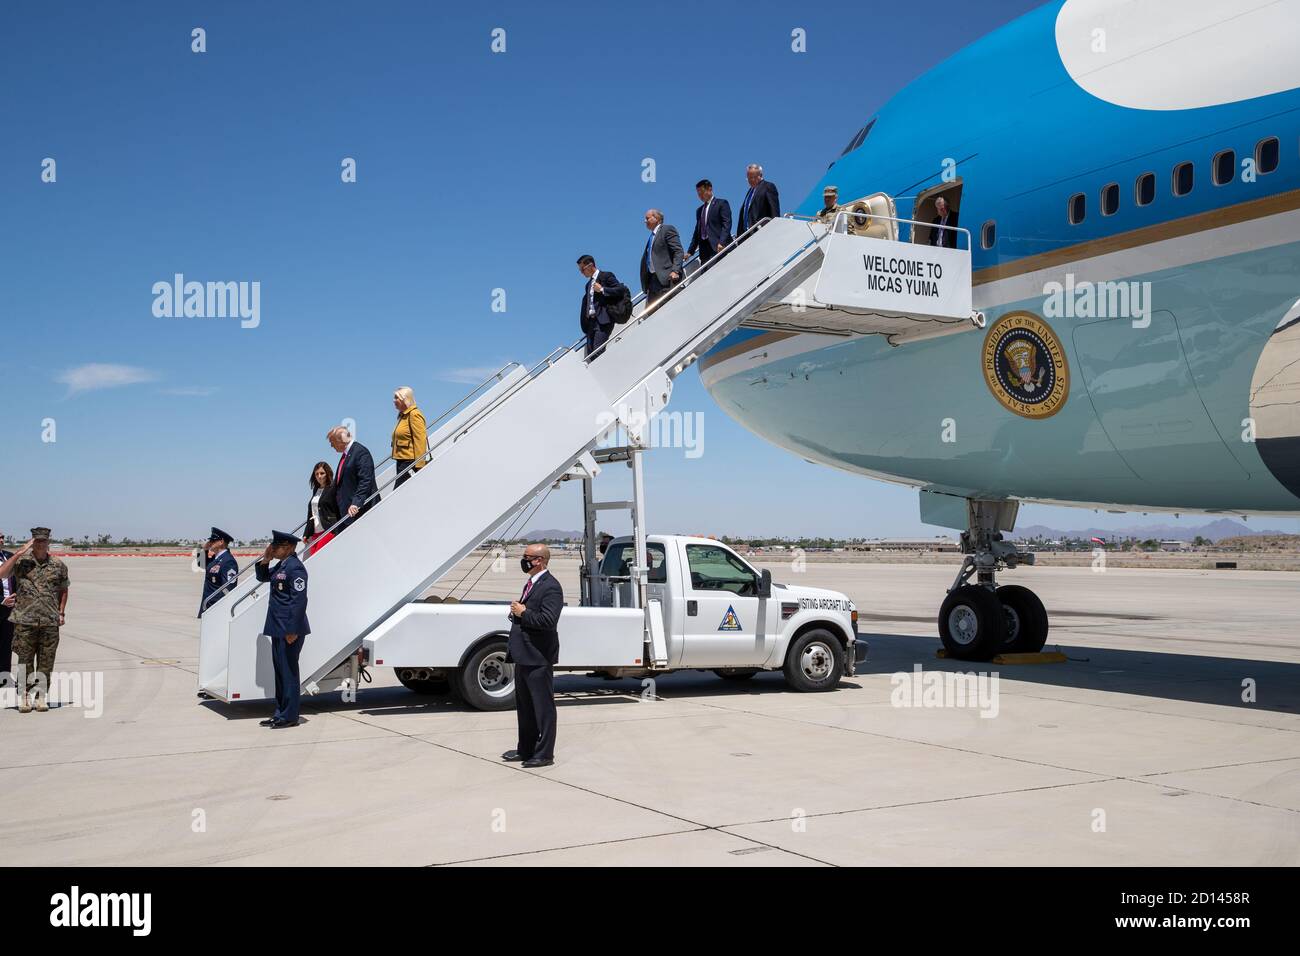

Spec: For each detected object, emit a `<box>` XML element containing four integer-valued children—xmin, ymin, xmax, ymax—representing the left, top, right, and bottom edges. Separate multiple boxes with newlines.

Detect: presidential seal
<box><xmin>982</xmin><ymin>311</ymin><xmax>1069</xmax><ymax>419</ymax></box>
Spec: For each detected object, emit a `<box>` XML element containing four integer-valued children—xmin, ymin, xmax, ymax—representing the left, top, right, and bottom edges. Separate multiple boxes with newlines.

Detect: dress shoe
<box><xmin>521</xmin><ymin>757</ymin><xmax>554</xmax><ymax>768</ymax></box>
<box><xmin>270</xmin><ymin>719</ymin><xmax>299</xmax><ymax>729</ymax></box>
<box><xmin>501</xmin><ymin>750</ymin><xmax>527</xmax><ymax>762</ymax></box>
<box><xmin>259</xmin><ymin>718</ymin><xmax>278</xmax><ymax>727</ymax></box>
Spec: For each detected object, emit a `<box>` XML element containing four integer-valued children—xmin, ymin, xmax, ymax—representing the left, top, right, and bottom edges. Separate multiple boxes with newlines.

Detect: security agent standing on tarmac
<box><xmin>198</xmin><ymin>527</ymin><xmax>239</xmax><ymax>617</ymax></box>
<box><xmin>501</xmin><ymin>543</ymin><xmax>564</xmax><ymax>768</ymax></box>
<box><xmin>253</xmin><ymin>530</ymin><xmax>310</xmax><ymax>729</ymax></box>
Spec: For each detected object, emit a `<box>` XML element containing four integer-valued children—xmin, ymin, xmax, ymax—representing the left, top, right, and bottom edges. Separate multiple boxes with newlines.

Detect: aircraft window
<box><xmin>1173</xmin><ymin>161</ymin><xmax>1194</xmax><ymax>197</ymax></box>
<box><xmin>685</xmin><ymin>544</ymin><xmax>757</xmax><ymax>596</ymax></box>
<box><xmin>1256</xmin><ymin>137</ymin><xmax>1279</xmax><ymax>174</ymax></box>
<box><xmin>1135</xmin><ymin>172</ymin><xmax>1155</xmax><ymax>206</ymax></box>
<box><xmin>981</xmin><ymin>220</ymin><xmax>996</xmax><ymax>250</ymax></box>
<box><xmin>1068</xmin><ymin>192</ymin><xmax>1085</xmax><ymax>225</ymax></box>
<box><xmin>1101</xmin><ymin>182</ymin><xmax>1119</xmax><ymax>216</ymax></box>
<box><xmin>1213</xmin><ymin>149</ymin><xmax>1236</xmax><ymax>186</ymax></box>
<box><xmin>600</xmin><ymin>542</ymin><xmax>667</xmax><ymax>584</ymax></box>
<box><xmin>840</xmin><ymin>119</ymin><xmax>876</xmax><ymax>156</ymax></box>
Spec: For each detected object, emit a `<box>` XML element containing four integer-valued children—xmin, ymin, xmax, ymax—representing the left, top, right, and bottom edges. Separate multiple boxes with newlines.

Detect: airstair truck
<box><xmin>365</xmin><ymin>446</ymin><xmax>864</xmax><ymax>710</ymax></box>
<box><xmin>199</xmin><ymin>210</ymin><xmax>976</xmax><ymax>708</ymax></box>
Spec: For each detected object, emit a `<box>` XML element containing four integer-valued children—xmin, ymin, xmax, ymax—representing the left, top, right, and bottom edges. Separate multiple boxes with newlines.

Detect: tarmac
<box><xmin>2</xmin><ymin>555</ymin><xmax>1298</xmax><ymax>866</ymax></box>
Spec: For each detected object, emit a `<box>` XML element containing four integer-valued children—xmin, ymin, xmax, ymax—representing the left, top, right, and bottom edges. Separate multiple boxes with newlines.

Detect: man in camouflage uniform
<box><xmin>0</xmin><ymin>528</ymin><xmax>69</xmax><ymax>713</ymax></box>
<box><xmin>815</xmin><ymin>185</ymin><xmax>841</xmax><ymax>223</ymax></box>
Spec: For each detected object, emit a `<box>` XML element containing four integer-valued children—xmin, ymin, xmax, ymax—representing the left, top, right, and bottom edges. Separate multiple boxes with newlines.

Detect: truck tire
<box><xmin>714</xmin><ymin>668</ymin><xmax>759</xmax><ymax>681</ymax></box>
<box><xmin>783</xmin><ymin>629</ymin><xmax>844</xmax><ymax>692</ymax></box>
<box><xmin>454</xmin><ymin>638</ymin><xmax>516</xmax><ymax>711</ymax></box>
<box><xmin>938</xmin><ymin>585</ymin><xmax>1004</xmax><ymax>660</ymax></box>
<box><xmin>395</xmin><ymin>669</ymin><xmax>451</xmax><ymax>695</ymax></box>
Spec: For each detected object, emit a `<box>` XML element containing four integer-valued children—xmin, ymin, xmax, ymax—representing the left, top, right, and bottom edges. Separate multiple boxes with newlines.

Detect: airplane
<box><xmin>698</xmin><ymin>0</ymin><xmax>1300</xmax><ymax>661</ymax></box>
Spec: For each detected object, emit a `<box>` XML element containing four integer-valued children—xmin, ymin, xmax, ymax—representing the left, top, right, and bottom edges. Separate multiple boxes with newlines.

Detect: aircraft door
<box><xmin>1072</xmin><ymin>310</ymin><xmax>1248</xmax><ymax>482</ymax></box>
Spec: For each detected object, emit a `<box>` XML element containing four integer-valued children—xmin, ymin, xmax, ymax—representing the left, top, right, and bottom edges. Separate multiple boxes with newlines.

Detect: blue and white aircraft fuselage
<box><xmin>702</xmin><ymin>0</ymin><xmax>1300</xmax><ymax>519</ymax></box>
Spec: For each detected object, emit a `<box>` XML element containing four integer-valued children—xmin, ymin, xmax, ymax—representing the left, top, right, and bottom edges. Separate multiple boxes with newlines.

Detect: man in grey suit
<box><xmin>639</xmin><ymin>209</ymin><xmax>685</xmax><ymax>307</ymax></box>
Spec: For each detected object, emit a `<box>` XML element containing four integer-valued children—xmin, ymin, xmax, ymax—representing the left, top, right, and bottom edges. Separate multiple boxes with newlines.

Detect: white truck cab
<box><xmin>365</xmin><ymin>532</ymin><xmax>863</xmax><ymax>711</ymax></box>
<box><xmin>598</xmin><ymin>534</ymin><xmax>859</xmax><ymax>670</ymax></box>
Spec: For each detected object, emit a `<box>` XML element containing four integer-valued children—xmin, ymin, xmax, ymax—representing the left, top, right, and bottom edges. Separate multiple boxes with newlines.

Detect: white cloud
<box><xmin>57</xmin><ymin>363</ymin><xmax>158</xmax><ymax>396</ymax></box>
<box><xmin>437</xmin><ymin>365</ymin><xmax>511</xmax><ymax>385</ymax></box>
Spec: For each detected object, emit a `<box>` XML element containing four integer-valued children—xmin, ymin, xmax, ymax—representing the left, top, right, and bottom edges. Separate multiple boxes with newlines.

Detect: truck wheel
<box><xmin>995</xmin><ymin>585</ymin><xmax>1049</xmax><ymax>653</ymax></box>
<box><xmin>783</xmin><ymin>629</ymin><xmax>844</xmax><ymax>692</ymax></box>
<box><xmin>938</xmin><ymin>585</ymin><xmax>1004</xmax><ymax>661</ymax></box>
<box><xmin>714</xmin><ymin>667</ymin><xmax>760</xmax><ymax>681</ymax></box>
<box><xmin>395</xmin><ymin>668</ymin><xmax>451</xmax><ymax>695</ymax></box>
<box><xmin>454</xmin><ymin>639</ymin><xmax>516</xmax><ymax>711</ymax></box>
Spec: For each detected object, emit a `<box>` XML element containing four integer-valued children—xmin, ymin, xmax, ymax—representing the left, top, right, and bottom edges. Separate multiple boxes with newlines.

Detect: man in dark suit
<box><xmin>929</xmin><ymin>196</ymin><xmax>959</xmax><ymax>248</ymax></box>
<box><xmin>639</xmin><ymin>209</ymin><xmax>685</xmax><ymax>307</ymax></box>
<box><xmin>687</xmin><ymin>179</ymin><xmax>733</xmax><ymax>267</ymax></box>
<box><xmin>327</xmin><ymin>426</ymin><xmax>376</xmax><ymax>533</ymax></box>
<box><xmin>736</xmin><ymin>163</ymin><xmax>780</xmax><ymax>235</ymax></box>
<box><xmin>501</xmin><ymin>543</ymin><xmax>564</xmax><ymax>768</ymax></box>
<box><xmin>576</xmin><ymin>254</ymin><xmax>629</xmax><ymax>358</ymax></box>
<box><xmin>0</xmin><ymin>531</ymin><xmax>14</xmax><ymax>683</ymax></box>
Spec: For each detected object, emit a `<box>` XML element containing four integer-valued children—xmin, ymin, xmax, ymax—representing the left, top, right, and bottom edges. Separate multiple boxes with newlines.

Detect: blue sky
<box><xmin>3</xmin><ymin>0</ymin><xmax>1296</xmax><ymax>541</ymax></box>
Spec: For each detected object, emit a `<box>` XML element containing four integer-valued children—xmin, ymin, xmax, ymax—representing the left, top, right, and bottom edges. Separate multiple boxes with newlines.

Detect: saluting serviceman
<box><xmin>254</xmin><ymin>530</ymin><xmax>310</xmax><ymax>729</ymax></box>
<box><xmin>0</xmin><ymin>528</ymin><xmax>69</xmax><ymax>713</ymax></box>
<box><xmin>198</xmin><ymin>527</ymin><xmax>239</xmax><ymax>617</ymax></box>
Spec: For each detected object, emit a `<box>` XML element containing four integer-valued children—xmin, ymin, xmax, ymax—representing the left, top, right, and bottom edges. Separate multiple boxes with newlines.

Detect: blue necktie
<box><xmin>741</xmin><ymin>187</ymin><xmax>755</xmax><ymax>229</ymax></box>
<box><xmin>645</xmin><ymin>232</ymin><xmax>654</xmax><ymax>269</ymax></box>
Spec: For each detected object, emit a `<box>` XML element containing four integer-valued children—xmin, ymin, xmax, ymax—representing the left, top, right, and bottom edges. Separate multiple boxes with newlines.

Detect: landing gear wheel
<box><xmin>783</xmin><ymin>629</ymin><xmax>844</xmax><ymax>692</ymax></box>
<box><xmin>453</xmin><ymin>638</ymin><xmax>516</xmax><ymax>711</ymax></box>
<box><xmin>995</xmin><ymin>585</ymin><xmax>1049</xmax><ymax>653</ymax></box>
<box><xmin>713</xmin><ymin>668</ymin><xmax>759</xmax><ymax>681</ymax></box>
<box><xmin>395</xmin><ymin>669</ymin><xmax>451</xmax><ymax>695</ymax></box>
<box><xmin>938</xmin><ymin>585</ymin><xmax>1005</xmax><ymax>661</ymax></box>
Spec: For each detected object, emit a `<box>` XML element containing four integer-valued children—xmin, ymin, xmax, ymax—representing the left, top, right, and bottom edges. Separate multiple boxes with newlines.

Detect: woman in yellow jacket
<box><xmin>391</xmin><ymin>386</ymin><xmax>428</xmax><ymax>488</ymax></box>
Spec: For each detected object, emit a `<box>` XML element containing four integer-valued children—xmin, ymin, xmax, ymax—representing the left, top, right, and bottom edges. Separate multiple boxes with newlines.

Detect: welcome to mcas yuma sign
<box><xmin>813</xmin><ymin>230</ymin><xmax>973</xmax><ymax>321</ymax></box>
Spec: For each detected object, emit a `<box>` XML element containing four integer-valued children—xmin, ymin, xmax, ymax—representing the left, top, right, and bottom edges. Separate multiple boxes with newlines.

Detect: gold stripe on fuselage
<box><xmin>700</xmin><ymin>187</ymin><xmax>1300</xmax><ymax>374</ymax></box>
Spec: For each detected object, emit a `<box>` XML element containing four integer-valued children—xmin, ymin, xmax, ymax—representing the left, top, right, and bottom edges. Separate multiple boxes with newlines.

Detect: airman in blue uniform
<box><xmin>254</xmin><ymin>530</ymin><xmax>310</xmax><ymax>728</ymax></box>
<box><xmin>198</xmin><ymin>527</ymin><xmax>239</xmax><ymax>617</ymax></box>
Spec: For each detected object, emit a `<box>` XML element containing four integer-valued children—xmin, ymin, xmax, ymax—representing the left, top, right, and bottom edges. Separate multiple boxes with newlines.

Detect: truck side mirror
<box><xmin>757</xmin><ymin>569</ymin><xmax>772</xmax><ymax>599</ymax></box>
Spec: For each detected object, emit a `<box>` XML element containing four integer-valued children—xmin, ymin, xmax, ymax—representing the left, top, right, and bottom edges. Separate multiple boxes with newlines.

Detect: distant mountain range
<box><xmin>516</xmin><ymin>519</ymin><xmax>1290</xmax><ymax>545</ymax></box>
<box><xmin>518</xmin><ymin>528</ymin><xmax>583</xmax><ymax>542</ymax></box>
<box><xmin>1011</xmin><ymin>518</ymin><xmax>1286</xmax><ymax>543</ymax></box>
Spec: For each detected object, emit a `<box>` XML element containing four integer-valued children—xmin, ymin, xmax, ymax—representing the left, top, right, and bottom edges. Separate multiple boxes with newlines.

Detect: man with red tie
<box><xmin>687</xmin><ymin>179</ymin><xmax>733</xmax><ymax>267</ymax></box>
<box><xmin>327</xmin><ymin>426</ymin><xmax>377</xmax><ymax>533</ymax></box>
<box><xmin>501</xmin><ymin>543</ymin><xmax>564</xmax><ymax>768</ymax></box>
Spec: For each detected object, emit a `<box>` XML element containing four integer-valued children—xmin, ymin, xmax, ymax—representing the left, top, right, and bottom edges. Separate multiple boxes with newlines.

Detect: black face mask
<box><xmin>520</xmin><ymin>557</ymin><xmax>535</xmax><ymax>573</ymax></box>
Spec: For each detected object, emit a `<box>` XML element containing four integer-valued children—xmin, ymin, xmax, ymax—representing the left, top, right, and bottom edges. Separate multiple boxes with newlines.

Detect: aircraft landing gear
<box><xmin>937</xmin><ymin>500</ymin><xmax>1049</xmax><ymax>661</ymax></box>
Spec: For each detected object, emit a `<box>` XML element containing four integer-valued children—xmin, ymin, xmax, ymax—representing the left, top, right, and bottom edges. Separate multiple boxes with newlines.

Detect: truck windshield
<box><xmin>685</xmin><ymin>544</ymin><xmax>758</xmax><ymax>596</ymax></box>
<box><xmin>601</xmin><ymin>542</ymin><xmax>667</xmax><ymax>583</ymax></box>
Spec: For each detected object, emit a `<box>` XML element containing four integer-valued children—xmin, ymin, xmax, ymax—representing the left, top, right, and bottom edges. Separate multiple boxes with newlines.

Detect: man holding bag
<box><xmin>577</xmin><ymin>254</ymin><xmax>630</xmax><ymax>358</ymax></box>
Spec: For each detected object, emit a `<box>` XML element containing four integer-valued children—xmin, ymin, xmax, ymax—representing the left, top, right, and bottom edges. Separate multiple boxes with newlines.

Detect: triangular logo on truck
<box><xmin>718</xmin><ymin>605</ymin><xmax>742</xmax><ymax>631</ymax></box>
